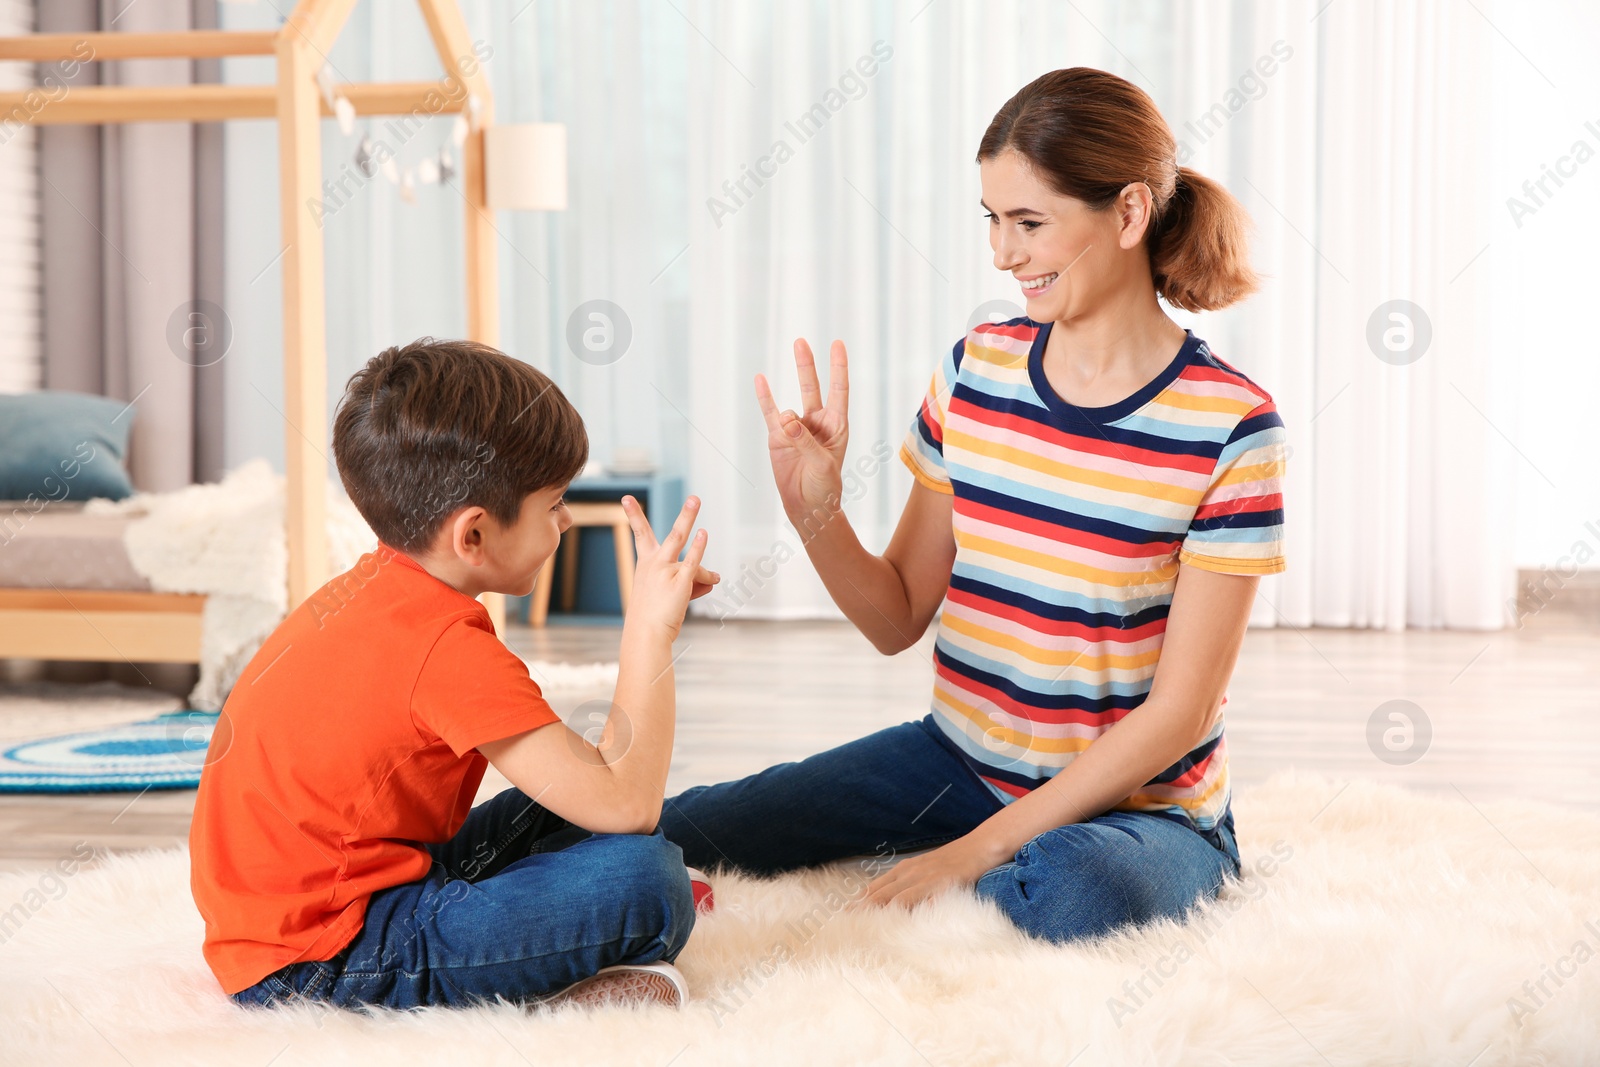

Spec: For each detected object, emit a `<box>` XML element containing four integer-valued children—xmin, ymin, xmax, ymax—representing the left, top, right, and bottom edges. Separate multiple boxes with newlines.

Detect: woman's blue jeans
<box><xmin>231</xmin><ymin>787</ymin><xmax>696</xmax><ymax>1011</ymax></box>
<box><xmin>658</xmin><ymin>714</ymin><xmax>1242</xmax><ymax>944</ymax></box>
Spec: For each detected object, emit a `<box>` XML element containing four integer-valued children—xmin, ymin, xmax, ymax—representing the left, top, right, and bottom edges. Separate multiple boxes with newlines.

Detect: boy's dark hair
<box><xmin>333</xmin><ymin>338</ymin><xmax>588</xmax><ymax>553</ymax></box>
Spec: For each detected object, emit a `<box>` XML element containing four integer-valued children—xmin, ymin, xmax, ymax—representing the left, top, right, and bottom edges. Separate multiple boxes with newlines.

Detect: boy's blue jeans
<box><xmin>658</xmin><ymin>714</ymin><xmax>1242</xmax><ymax>944</ymax></box>
<box><xmin>231</xmin><ymin>787</ymin><xmax>695</xmax><ymax>1011</ymax></box>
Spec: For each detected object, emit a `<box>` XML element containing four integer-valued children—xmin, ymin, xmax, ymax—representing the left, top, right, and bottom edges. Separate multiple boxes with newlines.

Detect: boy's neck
<box><xmin>403</xmin><ymin>547</ymin><xmax>484</xmax><ymax>600</ymax></box>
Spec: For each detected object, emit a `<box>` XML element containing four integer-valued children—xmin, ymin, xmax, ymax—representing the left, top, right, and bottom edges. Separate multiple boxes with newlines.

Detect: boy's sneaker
<box><xmin>687</xmin><ymin>865</ymin><xmax>715</xmax><ymax>914</ymax></box>
<box><xmin>537</xmin><ymin>961</ymin><xmax>687</xmax><ymax>1010</ymax></box>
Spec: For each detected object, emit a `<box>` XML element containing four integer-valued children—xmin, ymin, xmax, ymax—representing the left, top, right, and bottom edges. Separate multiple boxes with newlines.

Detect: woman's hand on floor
<box><xmin>850</xmin><ymin>835</ymin><xmax>1001</xmax><ymax>912</ymax></box>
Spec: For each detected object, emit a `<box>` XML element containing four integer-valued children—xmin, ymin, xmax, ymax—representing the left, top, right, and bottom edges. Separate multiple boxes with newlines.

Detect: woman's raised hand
<box><xmin>754</xmin><ymin>339</ymin><xmax>850</xmax><ymax>521</ymax></box>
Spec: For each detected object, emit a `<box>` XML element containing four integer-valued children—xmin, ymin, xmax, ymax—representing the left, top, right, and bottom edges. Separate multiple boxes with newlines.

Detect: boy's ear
<box><xmin>445</xmin><ymin>505</ymin><xmax>492</xmax><ymax>566</ymax></box>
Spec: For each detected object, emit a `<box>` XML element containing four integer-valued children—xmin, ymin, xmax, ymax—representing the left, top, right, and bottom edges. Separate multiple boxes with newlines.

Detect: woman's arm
<box><xmin>856</xmin><ymin>562</ymin><xmax>1261</xmax><ymax>907</ymax></box>
<box><xmin>756</xmin><ymin>339</ymin><xmax>956</xmax><ymax>654</ymax></box>
<box><xmin>787</xmin><ymin>482</ymin><xmax>955</xmax><ymax>655</ymax></box>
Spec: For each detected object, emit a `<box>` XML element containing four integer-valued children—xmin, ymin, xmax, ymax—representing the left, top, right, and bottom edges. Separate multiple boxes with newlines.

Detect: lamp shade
<box><xmin>484</xmin><ymin>123</ymin><xmax>567</xmax><ymax>211</ymax></box>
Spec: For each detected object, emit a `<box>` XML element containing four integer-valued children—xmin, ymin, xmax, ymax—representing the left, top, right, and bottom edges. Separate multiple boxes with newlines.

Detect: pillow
<box><xmin>0</xmin><ymin>391</ymin><xmax>135</xmax><ymax>503</ymax></box>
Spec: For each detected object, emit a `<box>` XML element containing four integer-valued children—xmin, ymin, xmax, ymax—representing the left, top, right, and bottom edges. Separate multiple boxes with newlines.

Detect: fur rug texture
<box><xmin>4</xmin><ymin>772</ymin><xmax>1597</xmax><ymax>1066</ymax></box>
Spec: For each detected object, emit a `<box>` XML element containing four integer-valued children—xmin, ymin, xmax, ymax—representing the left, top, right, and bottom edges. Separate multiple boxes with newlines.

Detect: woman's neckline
<box><xmin>1026</xmin><ymin>319</ymin><xmax>1200</xmax><ymax>427</ymax></box>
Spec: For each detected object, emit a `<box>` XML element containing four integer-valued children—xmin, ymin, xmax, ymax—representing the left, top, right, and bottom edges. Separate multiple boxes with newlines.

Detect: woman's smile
<box><xmin>1017</xmin><ymin>271</ymin><xmax>1059</xmax><ymax>297</ymax></box>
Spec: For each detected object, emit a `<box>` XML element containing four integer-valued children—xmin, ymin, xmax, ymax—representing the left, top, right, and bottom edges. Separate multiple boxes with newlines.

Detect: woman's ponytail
<box><xmin>1148</xmin><ymin>166</ymin><xmax>1259</xmax><ymax>312</ymax></box>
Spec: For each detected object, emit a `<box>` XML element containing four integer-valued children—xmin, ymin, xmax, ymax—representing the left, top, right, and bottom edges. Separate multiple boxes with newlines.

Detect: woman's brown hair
<box><xmin>977</xmin><ymin>67</ymin><xmax>1258</xmax><ymax>313</ymax></box>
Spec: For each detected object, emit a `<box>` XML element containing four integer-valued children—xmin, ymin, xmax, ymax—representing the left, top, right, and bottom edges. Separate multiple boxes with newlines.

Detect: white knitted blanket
<box><xmin>86</xmin><ymin>460</ymin><xmax>377</xmax><ymax>709</ymax></box>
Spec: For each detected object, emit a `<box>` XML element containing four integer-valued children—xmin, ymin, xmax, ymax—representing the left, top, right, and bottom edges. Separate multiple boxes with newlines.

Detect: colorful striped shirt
<box><xmin>899</xmin><ymin>318</ymin><xmax>1287</xmax><ymax>833</ymax></box>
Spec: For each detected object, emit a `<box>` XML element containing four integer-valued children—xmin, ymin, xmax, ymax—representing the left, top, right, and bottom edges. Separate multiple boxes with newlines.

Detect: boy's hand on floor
<box><xmin>620</xmin><ymin>495</ymin><xmax>717</xmax><ymax>642</ymax></box>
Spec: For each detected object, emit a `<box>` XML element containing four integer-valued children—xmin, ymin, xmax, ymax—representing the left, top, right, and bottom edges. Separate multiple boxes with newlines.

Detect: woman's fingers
<box><xmin>794</xmin><ymin>338</ymin><xmax>823</xmax><ymax>416</ymax></box>
<box><xmin>754</xmin><ymin>373</ymin><xmax>784</xmax><ymax>436</ymax></box>
<box><xmin>827</xmin><ymin>339</ymin><xmax>850</xmax><ymax>418</ymax></box>
<box><xmin>851</xmin><ymin>871</ymin><xmax>893</xmax><ymax>910</ymax></box>
<box><xmin>761</xmin><ymin>344</ymin><xmax>846</xmax><ymax>448</ymax></box>
<box><xmin>757</xmin><ymin>375</ymin><xmax>810</xmax><ymax>448</ymax></box>
<box><xmin>784</xmin><ymin>413</ymin><xmax>829</xmax><ymax>460</ymax></box>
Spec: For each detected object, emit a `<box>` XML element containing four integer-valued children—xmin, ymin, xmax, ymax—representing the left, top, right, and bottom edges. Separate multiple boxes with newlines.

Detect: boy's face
<box><xmin>477</xmin><ymin>485</ymin><xmax>573</xmax><ymax>597</ymax></box>
<box><xmin>416</xmin><ymin>484</ymin><xmax>575</xmax><ymax>601</ymax></box>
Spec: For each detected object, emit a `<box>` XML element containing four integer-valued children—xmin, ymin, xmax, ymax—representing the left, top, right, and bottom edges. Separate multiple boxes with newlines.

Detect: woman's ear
<box><xmin>448</xmin><ymin>505</ymin><xmax>492</xmax><ymax>566</ymax></box>
<box><xmin>1116</xmin><ymin>181</ymin><xmax>1155</xmax><ymax>249</ymax></box>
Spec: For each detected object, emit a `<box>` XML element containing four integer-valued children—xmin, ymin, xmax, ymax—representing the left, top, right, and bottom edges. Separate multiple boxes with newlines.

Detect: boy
<box><xmin>190</xmin><ymin>338</ymin><xmax>718</xmax><ymax>1011</ymax></box>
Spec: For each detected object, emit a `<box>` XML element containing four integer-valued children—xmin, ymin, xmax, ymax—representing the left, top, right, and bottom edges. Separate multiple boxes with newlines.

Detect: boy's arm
<box><xmin>478</xmin><ymin>495</ymin><xmax>708</xmax><ymax>836</ymax></box>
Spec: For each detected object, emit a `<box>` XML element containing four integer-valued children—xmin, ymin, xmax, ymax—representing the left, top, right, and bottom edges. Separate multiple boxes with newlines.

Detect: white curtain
<box><xmin>1301</xmin><ymin>2</ymin><xmax>1514</xmax><ymax>631</ymax></box>
<box><xmin>680</xmin><ymin>0</ymin><xmax>1512</xmax><ymax>630</ymax></box>
<box><xmin>216</xmin><ymin>0</ymin><xmax>1518</xmax><ymax>631</ymax></box>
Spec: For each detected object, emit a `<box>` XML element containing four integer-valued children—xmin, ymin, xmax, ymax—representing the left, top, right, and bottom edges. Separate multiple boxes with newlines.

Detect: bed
<box><xmin>0</xmin><ymin>502</ymin><xmax>201</xmax><ymax>664</ymax></box>
<box><xmin>0</xmin><ymin>0</ymin><xmax>510</xmax><ymax>666</ymax></box>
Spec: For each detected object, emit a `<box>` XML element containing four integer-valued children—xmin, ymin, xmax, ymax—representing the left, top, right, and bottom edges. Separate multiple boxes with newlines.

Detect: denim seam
<box><xmin>879</xmin><ymin>831</ymin><xmax>964</xmax><ymax>855</ymax></box>
<box><xmin>479</xmin><ymin>810</ymin><xmax>537</xmax><ymax>870</ymax></box>
<box><xmin>251</xmin><ymin>972</ymin><xmax>298</xmax><ymax>1004</ymax></box>
<box><xmin>301</xmin><ymin>965</ymin><xmax>333</xmax><ymax>1000</ymax></box>
<box><xmin>455</xmin><ymin>804</ymin><xmax>540</xmax><ymax>879</ymax></box>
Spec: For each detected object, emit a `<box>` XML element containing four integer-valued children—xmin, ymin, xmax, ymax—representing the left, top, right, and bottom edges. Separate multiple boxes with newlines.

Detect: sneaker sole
<box><xmin>543</xmin><ymin>968</ymin><xmax>684</xmax><ymax>1010</ymax></box>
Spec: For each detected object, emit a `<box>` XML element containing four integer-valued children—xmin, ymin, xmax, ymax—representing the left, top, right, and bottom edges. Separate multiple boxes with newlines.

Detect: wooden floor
<box><xmin>1</xmin><ymin>610</ymin><xmax>1597</xmax><ymax>874</ymax></box>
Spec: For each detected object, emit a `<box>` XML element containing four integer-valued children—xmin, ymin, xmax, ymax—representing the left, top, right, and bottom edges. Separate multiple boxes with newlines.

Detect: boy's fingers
<box><xmin>681</xmin><ymin>527</ymin><xmax>710</xmax><ymax>572</ymax></box>
<box><xmin>621</xmin><ymin>495</ymin><xmax>658</xmax><ymax>552</ymax></box>
<box><xmin>659</xmin><ymin>496</ymin><xmax>701</xmax><ymax>556</ymax></box>
<box><xmin>691</xmin><ymin>564</ymin><xmax>720</xmax><ymax>587</ymax></box>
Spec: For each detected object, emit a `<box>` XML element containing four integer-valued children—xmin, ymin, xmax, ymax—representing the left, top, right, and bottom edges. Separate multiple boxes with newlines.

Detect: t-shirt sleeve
<box><xmin>898</xmin><ymin>335</ymin><xmax>964</xmax><ymax>494</ymax></box>
<box><xmin>1178</xmin><ymin>400</ymin><xmax>1288</xmax><ymax>576</ymax></box>
<box><xmin>411</xmin><ymin>615</ymin><xmax>562</xmax><ymax>757</ymax></box>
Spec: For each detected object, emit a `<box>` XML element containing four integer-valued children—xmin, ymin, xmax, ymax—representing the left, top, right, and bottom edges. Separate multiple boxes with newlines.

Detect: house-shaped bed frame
<box><xmin>0</xmin><ymin>0</ymin><xmax>508</xmax><ymax>666</ymax></box>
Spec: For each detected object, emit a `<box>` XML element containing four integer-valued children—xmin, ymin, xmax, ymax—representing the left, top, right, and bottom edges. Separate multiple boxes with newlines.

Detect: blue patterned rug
<box><xmin>0</xmin><ymin>709</ymin><xmax>220</xmax><ymax>792</ymax></box>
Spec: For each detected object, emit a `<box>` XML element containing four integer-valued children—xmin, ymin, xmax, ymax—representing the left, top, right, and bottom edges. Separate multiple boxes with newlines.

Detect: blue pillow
<box><xmin>0</xmin><ymin>391</ymin><xmax>135</xmax><ymax>502</ymax></box>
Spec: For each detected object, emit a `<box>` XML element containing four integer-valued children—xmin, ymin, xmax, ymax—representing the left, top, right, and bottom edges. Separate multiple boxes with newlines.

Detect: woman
<box><xmin>659</xmin><ymin>67</ymin><xmax>1287</xmax><ymax>944</ymax></box>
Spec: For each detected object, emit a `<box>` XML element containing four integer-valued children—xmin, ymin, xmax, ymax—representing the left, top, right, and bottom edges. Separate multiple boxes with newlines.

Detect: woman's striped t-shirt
<box><xmin>899</xmin><ymin>318</ymin><xmax>1287</xmax><ymax>834</ymax></box>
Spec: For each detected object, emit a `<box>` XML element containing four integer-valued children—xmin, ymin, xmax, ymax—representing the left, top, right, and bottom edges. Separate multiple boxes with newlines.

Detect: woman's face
<box><xmin>979</xmin><ymin>148</ymin><xmax>1149</xmax><ymax>323</ymax></box>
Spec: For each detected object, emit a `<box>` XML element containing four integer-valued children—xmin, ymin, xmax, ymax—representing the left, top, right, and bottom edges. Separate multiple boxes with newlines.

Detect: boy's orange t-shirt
<box><xmin>189</xmin><ymin>546</ymin><xmax>561</xmax><ymax>995</ymax></box>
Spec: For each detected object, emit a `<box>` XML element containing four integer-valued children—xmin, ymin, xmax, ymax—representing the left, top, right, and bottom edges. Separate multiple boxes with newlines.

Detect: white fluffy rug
<box><xmin>4</xmin><ymin>773</ymin><xmax>1597</xmax><ymax>1066</ymax></box>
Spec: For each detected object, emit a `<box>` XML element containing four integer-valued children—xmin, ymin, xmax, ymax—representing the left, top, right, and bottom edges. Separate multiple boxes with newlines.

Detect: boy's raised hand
<box><xmin>619</xmin><ymin>495</ymin><xmax>718</xmax><ymax>641</ymax></box>
<box><xmin>755</xmin><ymin>338</ymin><xmax>850</xmax><ymax>521</ymax></box>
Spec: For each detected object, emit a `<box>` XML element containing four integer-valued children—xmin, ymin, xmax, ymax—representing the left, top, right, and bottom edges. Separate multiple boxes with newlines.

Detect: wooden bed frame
<box><xmin>0</xmin><ymin>0</ymin><xmax>509</xmax><ymax>666</ymax></box>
